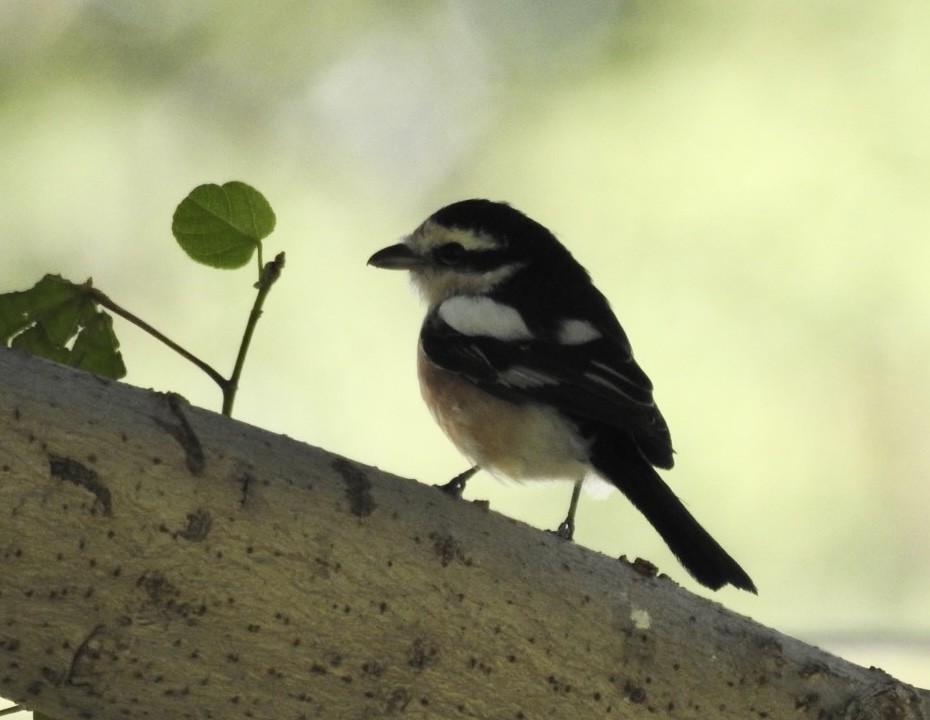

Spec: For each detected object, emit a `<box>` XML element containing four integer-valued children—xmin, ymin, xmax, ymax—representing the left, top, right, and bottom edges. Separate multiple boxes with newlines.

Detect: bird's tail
<box><xmin>590</xmin><ymin>435</ymin><xmax>756</xmax><ymax>593</ymax></box>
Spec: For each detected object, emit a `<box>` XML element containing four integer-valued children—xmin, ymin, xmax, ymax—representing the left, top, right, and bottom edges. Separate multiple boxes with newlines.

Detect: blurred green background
<box><xmin>2</xmin><ymin>1</ymin><xmax>929</xmax><ymax>711</ymax></box>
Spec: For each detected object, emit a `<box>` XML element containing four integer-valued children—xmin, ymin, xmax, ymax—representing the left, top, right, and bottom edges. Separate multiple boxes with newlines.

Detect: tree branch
<box><xmin>0</xmin><ymin>347</ymin><xmax>926</xmax><ymax>719</ymax></box>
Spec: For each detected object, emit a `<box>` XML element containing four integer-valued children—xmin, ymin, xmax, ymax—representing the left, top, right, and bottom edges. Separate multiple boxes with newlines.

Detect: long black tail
<box><xmin>590</xmin><ymin>435</ymin><xmax>756</xmax><ymax>593</ymax></box>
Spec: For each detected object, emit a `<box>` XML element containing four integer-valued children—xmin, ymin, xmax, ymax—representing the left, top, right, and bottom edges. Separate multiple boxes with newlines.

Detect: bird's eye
<box><xmin>434</xmin><ymin>242</ymin><xmax>466</xmax><ymax>266</ymax></box>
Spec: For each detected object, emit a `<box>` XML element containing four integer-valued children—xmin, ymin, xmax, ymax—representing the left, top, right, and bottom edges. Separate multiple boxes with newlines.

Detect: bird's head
<box><xmin>368</xmin><ymin>199</ymin><xmax>568</xmax><ymax>305</ymax></box>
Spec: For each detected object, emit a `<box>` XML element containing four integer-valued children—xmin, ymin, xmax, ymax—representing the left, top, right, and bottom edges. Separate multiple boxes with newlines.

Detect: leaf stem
<box><xmin>222</xmin><ymin>251</ymin><xmax>286</xmax><ymax>416</ymax></box>
<box><xmin>86</xmin><ymin>285</ymin><xmax>227</xmax><ymax>389</ymax></box>
<box><xmin>85</xmin><ymin>252</ymin><xmax>284</xmax><ymax>417</ymax></box>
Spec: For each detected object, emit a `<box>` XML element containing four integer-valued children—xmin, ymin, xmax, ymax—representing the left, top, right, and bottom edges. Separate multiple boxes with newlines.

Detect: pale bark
<box><xmin>0</xmin><ymin>347</ymin><xmax>926</xmax><ymax>720</ymax></box>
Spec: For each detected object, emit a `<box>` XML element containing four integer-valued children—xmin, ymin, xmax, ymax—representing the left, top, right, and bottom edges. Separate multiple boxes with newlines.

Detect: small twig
<box><xmin>87</xmin><ymin>285</ymin><xmax>226</xmax><ymax>388</ymax></box>
<box><xmin>222</xmin><ymin>252</ymin><xmax>285</xmax><ymax>416</ymax></box>
<box><xmin>85</xmin><ymin>252</ymin><xmax>286</xmax><ymax>418</ymax></box>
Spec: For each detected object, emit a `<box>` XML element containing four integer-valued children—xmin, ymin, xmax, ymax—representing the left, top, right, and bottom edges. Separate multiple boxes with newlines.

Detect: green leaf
<box><xmin>0</xmin><ymin>274</ymin><xmax>126</xmax><ymax>379</ymax></box>
<box><xmin>0</xmin><ymin>274</ymin><xmax>92</xmax><ymax>344</ymax></box>
<box><xmin>11</xmin><ymin>324</ymin><xmax>73</xmax><ymax>364</ymax></box>
<box><xmin>71</xmin><ymin>311</ymin><xmax>127</xmax><ymax>378</ymax></box>
<box><xmin>171</xmin><ymin>181</ymin><xmax>275</xmax><ymax>269</ymax></box>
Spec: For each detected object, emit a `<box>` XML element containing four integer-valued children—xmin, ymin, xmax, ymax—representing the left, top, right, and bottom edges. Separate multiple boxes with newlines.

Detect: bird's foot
<box><xmin>437</xmin><ymin>466</ymin><xmax>478</xmax><ymax>499</ymax></box>
<box><xmin>550</xmin><ymin>518</ymin><xmax>575</xmax><ymax>541</ymax></box>
<box><xmin>548</xmin><ymin>480</ymin><xmax>582</xmax><ymax>540</ymax></box>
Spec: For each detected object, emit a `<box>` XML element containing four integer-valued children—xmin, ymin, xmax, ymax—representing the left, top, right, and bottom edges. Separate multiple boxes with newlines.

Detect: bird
<box><xmin>367</xmin><ymin>199</ymin><xmax>756</xmax><ymax>593</ymax></box>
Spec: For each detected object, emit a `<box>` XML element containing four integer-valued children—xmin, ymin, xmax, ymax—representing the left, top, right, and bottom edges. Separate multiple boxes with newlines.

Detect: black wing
<box><xmin>420</xmin><ymin>310</ymin><xmax>674</xmax><ymax>469</ymax></box>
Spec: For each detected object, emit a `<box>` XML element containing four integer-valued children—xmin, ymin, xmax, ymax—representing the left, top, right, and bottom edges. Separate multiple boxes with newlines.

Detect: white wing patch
<box><xmin>583</xmin><ymin>367</ymin><xmax>650</xmax><ymax>405</ymax></box>
<box><xmin>557</xmin><ymin>319</ymin><xmax>602</xmax><ymax>345</ymax></box>
<box><xmin>582</xmin><ymin>371</ymin><xmax>627</xmax><ymax>395</ymax></box>
<box><xmin>499</xmin><ymin>366</ymin><xmax>557</xmax><ymax>388</ymax></box>
<box><xmin>438</xmin><ymin>296</ymin><xmax>533</xmax><ymax>340</ymax></box>
<box><xmin>590</xmin><ymin>359</ymin><xmax>631</xmax><ymax>379</ymax></box>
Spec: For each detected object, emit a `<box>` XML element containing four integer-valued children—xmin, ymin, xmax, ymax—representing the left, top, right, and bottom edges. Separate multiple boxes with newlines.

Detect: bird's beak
<box><xmin>367</xmin><ymin>242</ymin><xmax>426</xmax><ymax>270</ymax></box>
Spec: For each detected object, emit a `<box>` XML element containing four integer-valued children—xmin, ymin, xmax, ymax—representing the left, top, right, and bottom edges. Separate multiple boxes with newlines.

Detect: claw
<box><xmin>552</xmin><ymin>518</ymin><xmax>575</xmax><ymax>540</ymax></box>
<box><xmin>437</xmin><ymin>465</ymin><xmax>478</xmax><ymax>498</ymax></box>
<box><xmin>550</xmin><ymin>480</ymin><xmax>583</xmax><ymax>541</ymax></box>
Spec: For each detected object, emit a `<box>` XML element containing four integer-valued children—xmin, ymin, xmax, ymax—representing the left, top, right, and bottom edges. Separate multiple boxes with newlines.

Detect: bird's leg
<box><xmin>438</xmin><ymin>465</ymin><xmax>478</xmax><ymax>498</ymax></box>
<box><xmin>554</xmin><ymin>480</ymin><xmax>583</xmax><ymax>540</ymax></box>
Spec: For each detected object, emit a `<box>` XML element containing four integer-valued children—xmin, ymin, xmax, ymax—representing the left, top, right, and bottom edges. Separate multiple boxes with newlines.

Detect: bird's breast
<box><xmin>417</xmin><ymin>343</ymin><xmax>589</xmax><ymax>482</ymax></box>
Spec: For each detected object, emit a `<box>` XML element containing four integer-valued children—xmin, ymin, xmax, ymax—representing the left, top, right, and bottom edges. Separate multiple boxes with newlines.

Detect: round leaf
<box><xmin>171</xmin><ymin>181</ymin><xmax>276</xmax><ymax>269</ymax></box>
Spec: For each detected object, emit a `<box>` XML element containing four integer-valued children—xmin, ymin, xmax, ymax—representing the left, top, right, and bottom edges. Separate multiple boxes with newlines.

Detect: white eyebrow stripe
<box><xmin>438</xmin><ymin>296</ymin><xmax>534</xmax><ymax>341</ymax></box>
<box><xmin>557</xmin><ymin>319</ymin><xmax>602</xmax><ymax>345</ymax></box>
